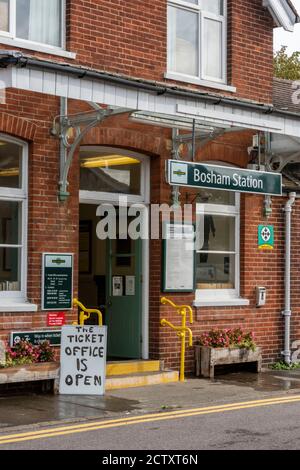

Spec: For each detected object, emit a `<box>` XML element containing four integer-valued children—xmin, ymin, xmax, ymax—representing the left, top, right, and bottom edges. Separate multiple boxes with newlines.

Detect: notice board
<box><xmin>59</xmin><ymin>325</ymin><xmax>107</xmax><ymax>395</ymax></box>
<box><xmin>42</xmin><ymin>253</ymin><xmax>73</xmax><ymax>311</ymax></box>
<box><xmin>162</xmin><ymin>223</ymin><xmax>195</xmax><ymax>293</ymax></box>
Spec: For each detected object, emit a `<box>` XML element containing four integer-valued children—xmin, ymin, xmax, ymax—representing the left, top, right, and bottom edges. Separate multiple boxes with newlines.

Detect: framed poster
<box><xmin>162</xmin><ymin>223</ymin><xmax>195</xmax><ymax>293</ymax></box>
<box><xmin>125</xmin><ymin>276</ymin><xmax>135</xmax><ymax>296</ymax></box>
<box><xmin>112</xmin><ymin>276</ymin><xmax>123</xmax><ymax>296</ymax></box>
<box><xmin>42</xmin><ymin>253</ymin><xmax>73</xmax><ymax>311</ymax></box>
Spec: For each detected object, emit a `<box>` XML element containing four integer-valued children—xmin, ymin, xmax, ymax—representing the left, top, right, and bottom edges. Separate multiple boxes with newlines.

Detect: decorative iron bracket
<box><xmin>265</xmin><ymin>151</ymin><xmax>300</xmax><ymax>173</ymax></box>
<box><xmin>51</xmin><ymin>104</ymin><xmax>132</xmax><ymax>201</ymax></box>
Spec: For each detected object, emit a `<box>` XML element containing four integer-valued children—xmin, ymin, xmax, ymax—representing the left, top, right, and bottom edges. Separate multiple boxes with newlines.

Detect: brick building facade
<box><xmin>0</xmin><ymin>0</ymin><xmax>300</xmax><ymax>377</ymax></box>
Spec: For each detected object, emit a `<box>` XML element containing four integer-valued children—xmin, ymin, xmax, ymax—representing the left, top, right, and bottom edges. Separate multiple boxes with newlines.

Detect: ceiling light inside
<box><xmin>80</xmin><ymin>155</ymin><xmax>140</xmax><ymax>168</ymax></box>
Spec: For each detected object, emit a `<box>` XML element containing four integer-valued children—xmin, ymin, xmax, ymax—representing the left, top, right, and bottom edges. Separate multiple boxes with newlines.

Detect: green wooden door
<box><xmin>106</xmin><ymin>234</ymin><xmax>142</xmax><ymax>359</ymax></box>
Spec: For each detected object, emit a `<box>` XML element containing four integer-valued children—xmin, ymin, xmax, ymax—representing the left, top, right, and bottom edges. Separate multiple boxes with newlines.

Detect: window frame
<box><xmin>0</xmin><ymin>0</ymin><xmax>66</xmax><ymax>51</ymax></box>
<box><xmin>79</xmin><ymin>146</ymin><xmax>150</xmax><ymax>205</ymax></box>
<box><xmin>195</xmin><ymin>191</ymin><xmax>241</xmax><ymax>303</ymax></box>
<box><xmin>167</xmin><ymin>0</ymin><xmax>227</xmax><ymax>85</ymax></box>
<box><xmin>0</xmin><ymin>134</ymin><xmax>28</xmax><ymax>301</ymax></box>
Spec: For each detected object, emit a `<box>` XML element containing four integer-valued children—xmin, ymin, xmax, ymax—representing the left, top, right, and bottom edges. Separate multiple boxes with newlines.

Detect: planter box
<box><xmin>0</xmin><ymin>362</ymin><xmax>60</xmax><ymax>392</ymax></box>
<box><xmin>195</xmin><ymin>345</ymin><xmax>262</xmax><ymax>378</ymax></box>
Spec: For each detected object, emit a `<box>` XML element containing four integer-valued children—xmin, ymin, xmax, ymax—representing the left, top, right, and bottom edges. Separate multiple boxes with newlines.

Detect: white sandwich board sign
<box><xmin>59</xmin><ymin>325</ymin><xmax>107</xmax><ymax>395</ymax></box>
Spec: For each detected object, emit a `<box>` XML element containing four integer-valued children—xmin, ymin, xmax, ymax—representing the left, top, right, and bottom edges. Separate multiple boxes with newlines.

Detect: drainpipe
<box><xmin>282</xmin><ymin>192</ymin><xmax>296</xmax><ymax>364</ymax></box>
<box><xmin>59</xmin><ymin>97</ymin><xmax>67</xmax><ymax>180</ymax></box>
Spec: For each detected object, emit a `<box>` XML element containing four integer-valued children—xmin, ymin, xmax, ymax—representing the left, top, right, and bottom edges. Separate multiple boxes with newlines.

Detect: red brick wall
<box><xmin>1</xmin><ymin>0</ymin><xmax>274</xmax><ymax>103</ymax></box>
<box><xmin>0</xmin><ymin>2</ymin><xmax>293</xmax><ymax>375</ymax></box>
<box><xmin>0</xmin><ymin>91</ymin><xmax>78</xmax><ymax>342</ymax></box>
<box><xmin>0</xmin><ymin>101</ymin><xmax>298</xmax><ymax>372</ymax></box>
<box><xmin>227</xmin><ymin>0</ymin><xmax>274</xmax><ymax>103</ymax></box>
<box><xmin>154</xmin><ymin>148</ymin><xmax>300</xmax><ymax>372</ymax></box>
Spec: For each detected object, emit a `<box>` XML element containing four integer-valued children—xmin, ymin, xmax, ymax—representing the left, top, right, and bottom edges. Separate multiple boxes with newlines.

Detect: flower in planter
<box><xmin>198</xmin><ymin>328</ymin><xmax>256</xmax><ymax>351</ymax></box>
<box><xmin>1</xmin><ymin>340</ymin><xmax>55</xmax><ymax>369</ymax></box>
<box><xmin>37</xmin><ymin>340</ymin><xmax>55</xmax><ymax>363</ymax></box>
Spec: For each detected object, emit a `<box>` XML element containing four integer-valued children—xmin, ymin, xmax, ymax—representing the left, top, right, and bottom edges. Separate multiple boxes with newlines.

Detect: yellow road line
<box><xmin>0</xmin><ymin>395</ymin><xmax>300</xmax><ymax>445</ymax></box>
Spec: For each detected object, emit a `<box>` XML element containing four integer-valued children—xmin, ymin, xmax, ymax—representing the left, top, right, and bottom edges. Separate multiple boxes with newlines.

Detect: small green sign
<box><xmin>42</xmin><ymin>253</ymin><xmax>73</xmax><ymax>311</ymax></box>
<box><xmin>258</xmin><ymin>225</ymin><xmax>274</xmax><ymax>250</ymax></box>
<box><xmin>10</xmin><ymin>330</ymin><xmax>61</xmax><ymax>347</ymax></box>
<box><xmin>167</xmin><ymin>160</ymin><xmax>282</xmax><ymax>196</ymax></box>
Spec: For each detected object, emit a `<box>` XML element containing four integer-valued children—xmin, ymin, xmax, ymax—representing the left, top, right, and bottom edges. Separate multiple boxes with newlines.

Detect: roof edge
<box><xmin>263</xmin><ymin>0</ymin><xmax>299</xmax><ymax>31</ymax></box>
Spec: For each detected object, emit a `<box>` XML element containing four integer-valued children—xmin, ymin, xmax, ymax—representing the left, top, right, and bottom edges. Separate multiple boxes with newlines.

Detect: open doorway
<box><xmin>78</xmin><ymin>147</ymin><xmax>150</xmax><ymax>360</ymax></box>
<box><xmin>79</xmin><ymin>204</ymin><xmax>143</xmax><ymax>360</ymax></box>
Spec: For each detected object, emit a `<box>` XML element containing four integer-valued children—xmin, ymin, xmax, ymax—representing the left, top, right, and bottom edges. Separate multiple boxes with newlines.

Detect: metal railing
<box><xmin>72</xmin><ymin>298</ymin><xmax>103</xmax><ymax>326</ymax></box>
<box><xmin>160</xmin><ymin>297</ymin><xmax>193</xmax><ymax>382</ymax></box>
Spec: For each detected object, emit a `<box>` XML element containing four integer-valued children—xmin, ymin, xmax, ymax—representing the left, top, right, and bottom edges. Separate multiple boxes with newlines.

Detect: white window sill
<box><xmin>0</xmin><ymin>301</ymin><xmax>38</xmax><ymax>312</ymax></box>
<box><xmin>0</xmin><ymin>36</ymin><xmax>76</xmax><ymax>60</ymax></box>
<box><xmin>193</xmin><ymin>298</ymin><xmax>250</xmax><ymax>307</ymax></box>
<box><xmin>164</xmin><ymin>72</ymin><xmax>236</xmax><ymax>93</ymax></box>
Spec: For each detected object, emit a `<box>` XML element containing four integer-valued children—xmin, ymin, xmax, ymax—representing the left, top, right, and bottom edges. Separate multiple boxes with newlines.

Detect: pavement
<box><xmin>1</xmin><ymin>367</ymin><xmax>300</xmax><ymax>432</ymax></box>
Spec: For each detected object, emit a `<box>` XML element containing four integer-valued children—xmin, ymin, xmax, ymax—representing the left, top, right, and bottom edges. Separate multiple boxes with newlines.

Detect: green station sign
<box><xmin>10</xmin><ymin>330</ymin><xmax>61</xmax><ymax>347</ymax></box>
<box><xmin>42</xmin><ymin>253</ymin><xmax>73</xmax><ymax>311</ymax></box>
<box><xmin>167</xmin><ymin>160</ymin><xmax>282</xmax><ymax>196</ymax></box>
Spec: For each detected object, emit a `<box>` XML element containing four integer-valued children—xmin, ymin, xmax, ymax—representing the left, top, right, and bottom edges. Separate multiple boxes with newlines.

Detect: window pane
<box><xmin>198</xmin><ymin>215</ymin><xmax>235</xmax><ymax>252</ymax></box>
<box><xmin>0</xmin><ymin>0</ymin><xmax>9</xmax><ymax>31</ymax></box>
<box><xmin>203</xmin><ymin>18</ymin><xmax>223</xmax><ymax>80</ymax></box>
<box><xmin>0</xmin><ymin>201</ymin><xmax>20</xmax><ymax>245</ymax></box>
<box><xmin>200</xmin><ymin>0</ymin><xmax>224</xmax><ymax>15</ymax></box>
<box><xmin>197</xmin><ymin>189</ymin><xmax>235</xmax><ymax>205</ymax></box>
<box><xmin>0</xmin><ymin>247</ymin><xmax>21</xmax><ymax>291</ymax></box>
<box><xmin>0</xmin><ymin>139</ymin><xmax>22</xmax><ymax>189</ymax></box>
<box><xmin>196</xmin><ymin>253</ymin><xmax>235</xmax><ymax>289</ymax></box>
<box><xmin>168</xmin><ymin>6</ymin><xmax>198</xmax><ymax>77</ymax></box>
<box><xmin>16</xmin><ymin>0</ymin><xmax>62</xmax><ymax>47</ymax></box>
<box><xmin>182</xmin><ymin>0</ymin><xmax>198</xmax><ymax>4</ymax></box>
<box><xmin>80</xmin><ymin>151</ymin><xmax>141</xmax><ymax>195</ymax></box>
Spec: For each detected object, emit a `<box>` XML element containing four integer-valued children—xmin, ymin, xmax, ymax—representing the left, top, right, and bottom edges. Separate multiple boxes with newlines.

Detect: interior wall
<box><xmin>79</xmin><ymin>204</ymin><xmax>106</xmax><ymax>308</ymax></box>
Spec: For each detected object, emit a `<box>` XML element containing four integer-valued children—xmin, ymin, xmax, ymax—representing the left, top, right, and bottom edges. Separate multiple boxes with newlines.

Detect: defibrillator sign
<box><xmin>258</xmin><ymin>225</ymin><xmax>274</xmax><ymax>250</ymax></box>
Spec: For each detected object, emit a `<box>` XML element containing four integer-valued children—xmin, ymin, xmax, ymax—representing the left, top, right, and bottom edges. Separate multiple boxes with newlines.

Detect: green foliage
<box><xmin>270</xmin><ymin>361</ymin><xmax>300</xmax><ymax>370</ymax></box>
<box><xmin>274</xmin><ymin>46</ymin><xmax>300</xmax><ymax>80</ymax></box>
<box><xmin>198</xmin><ymin>328</ymin><xmax>256</xmax><ymax>351</ymax></box>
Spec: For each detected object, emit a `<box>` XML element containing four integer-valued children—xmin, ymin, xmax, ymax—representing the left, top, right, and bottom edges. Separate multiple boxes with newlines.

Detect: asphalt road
<box><xmin>0</xmin><ymin>395</ymin><xmax>300</xmax><ymax>451</ymax></box>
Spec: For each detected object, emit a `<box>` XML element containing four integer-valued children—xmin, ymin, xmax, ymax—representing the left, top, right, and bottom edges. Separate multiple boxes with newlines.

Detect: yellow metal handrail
<box><xmin>73</xmin><ymin>298</ymin><xmax>103</xmax><ymax>326</ymax></box>
<box><xmin>160</xmin><ymin>297</ymin><xmax>193</xmax><ymax>382</ymax></box>
<box><xmin>161</xmin><ymin>297</ymin><xmax>193</xmax><ymax>324</ymax></box>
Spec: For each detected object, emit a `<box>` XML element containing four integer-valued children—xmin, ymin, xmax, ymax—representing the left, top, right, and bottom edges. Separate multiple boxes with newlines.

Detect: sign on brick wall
<box><xmin>166</xmin><ymin>160</ymin><xmax>282</xmax><ymax>196</ymax></box>
<box><xmin>42</xmin><ymin>253</ymin><xmax>73</xmax><ymax>311</ymax></box>
<box><xmin>10</xmin><ymin>330</ymin><xmax>61</xmax><ymax>347</ymax></box>
<box><xmin>47</xmin><ymin>312</ymin><xmax>66</xmax><ymax>327</ymax></box>
<box><xmin>258</xmin><ymin>225</ymin><xmax>274</xmax><ymax>250</ymax></box>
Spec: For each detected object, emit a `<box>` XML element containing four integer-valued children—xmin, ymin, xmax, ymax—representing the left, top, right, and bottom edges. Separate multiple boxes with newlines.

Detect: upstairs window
<box><xmin>167</xmin><ymin>0</ymin><xmax>227</xmax><ymax>84</ymax></box>
<box><xmin>0</xmin><ymin>0</ymin><xmax>63</xmax><ymax>48</ymax></box>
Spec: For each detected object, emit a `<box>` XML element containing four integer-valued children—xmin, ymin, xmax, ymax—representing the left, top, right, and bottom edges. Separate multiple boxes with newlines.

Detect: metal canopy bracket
<box><xmin>51</xmin><ymin>104</ymin><xmax>131</xmax><ymax>201</ymax></box>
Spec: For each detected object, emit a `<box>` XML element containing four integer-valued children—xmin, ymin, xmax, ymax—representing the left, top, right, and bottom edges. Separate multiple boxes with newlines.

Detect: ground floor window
<box><xmin>195</xmin><ymin>188</ymin><xmax>240</xmax><ymax>303</ymax></box>
<box><xmin>0</xmin><ymin>135</ymin><xmax>27</xmax><ymax>300</ymax></box>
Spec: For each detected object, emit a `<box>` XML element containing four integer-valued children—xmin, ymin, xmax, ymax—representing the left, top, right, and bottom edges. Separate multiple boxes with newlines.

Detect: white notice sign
<box><xmin>59</xmin><ymin>325</ymin><xmax>107</xmax><ymax>395</ymax></box>
<box><xmin>163</xmin><ymin>223</ymin><xmax>195</xmax><ymax>292</ymax></box>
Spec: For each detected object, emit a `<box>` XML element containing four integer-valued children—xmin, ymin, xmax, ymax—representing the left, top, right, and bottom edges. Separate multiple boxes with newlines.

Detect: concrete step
<box><xmin>106</xmin><ymin>360</ymin><xmax>161</xmax><ymax>377</ymax></box>
<box><xmin>105</xmin><ymin>370</ymin><xmax>179</xmax><ymax>391</ymax></box>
